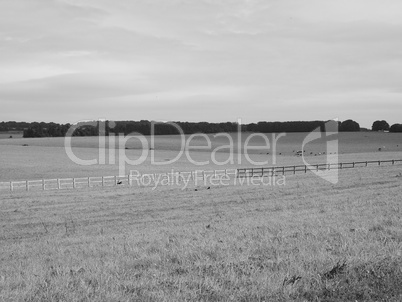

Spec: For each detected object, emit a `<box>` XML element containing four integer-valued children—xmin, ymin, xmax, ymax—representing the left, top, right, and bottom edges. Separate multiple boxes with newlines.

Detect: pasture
<box><xmin>0</xmin><ymin>131</ymin><xmax>23</xmax><ymax>140</ymax></box>
<box><xmin>1</xmin><ymin>131</ymin><xmax>402</xmax><ymax>182</ymax></box>
<box><xmin>1</xmin><ymin>166</ymin><xmax>402</xmax><ymax>301</ymax></box>
<box><xmin>0</xmin><ymin>132</ymin><xmax>402</xmax><ymax>301</ymax></box>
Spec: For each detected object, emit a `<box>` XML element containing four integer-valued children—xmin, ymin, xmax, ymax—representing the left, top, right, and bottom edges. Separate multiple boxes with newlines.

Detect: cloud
<box><xmin>0</xmin><ymin>0</ymin><xmax>401</xmax><ymax>127</ymax></box>
<box><xmin>0</xmin><ymin>73</ymin><xmax>160</xmax><ymax>102</ymax></box>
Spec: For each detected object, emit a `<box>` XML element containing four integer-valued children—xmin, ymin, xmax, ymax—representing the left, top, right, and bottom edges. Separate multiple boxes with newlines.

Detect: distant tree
<box><xmin>245</xmin><ymin>123</ymin><xmax>258</xmax><ymax>132</ymax></box>
<box><xmin>372</xmin><ymin>120</ymin><xmax>390</xmax><ymax>131</ymax></box>
<box><xmin>390</xmin><ymin>124</ymin><xmax>402</xmax><ymax>133</ymax></box>
<box><xmin>0</xmin><ymin>121</ymin><xmax>31</xmax><ymax>131</ymax></box>
<box><xmin>253</xmin><ymin>121</ymin><xmax>325</xmax><ymax>133</ymax></box>
<box><xmin>339</xmin><ymin>119</ymin><xmax>360</xmax><ymax>132</ymax></box>
<box><xmin>23</xmin><ymin>122</ymin><xmax>70</xmax><ymax>137</ymax></box>
<box><xmin>23</xmin><ymin>122</ymin><xmax>45</xmax><ymax>137</ymax></box>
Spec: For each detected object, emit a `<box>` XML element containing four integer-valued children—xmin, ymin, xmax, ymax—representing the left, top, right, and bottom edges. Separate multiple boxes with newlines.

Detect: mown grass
<box><xmin>0</xmin><ymin>131</ymin><xmax>23</xmax><ymax>140</ymax></box>
<box><xmin>0</xmin><ymin>165</ymin><xmax>402</xmax><ymax>301</ymax></box>
<box><xmin>1</xmin><ymin>131</ymin><xmax>402</xmax><ymax>182</ymax></box>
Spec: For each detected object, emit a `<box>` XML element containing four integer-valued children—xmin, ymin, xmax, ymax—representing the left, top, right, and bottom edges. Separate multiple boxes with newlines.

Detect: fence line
<box><xmin>0</xmin><ymin>169</ymin><xmax>239</xmax><ymax>193</ymax></box>
<box><xmin>236</xmin><ymin>159</ymin><xmax>402</xmax><ymax>178</ymax></box>
<box><xmin>1</xmin><ymin>159</ymin><xmax>401</xmax><ymax>193</ymax></box>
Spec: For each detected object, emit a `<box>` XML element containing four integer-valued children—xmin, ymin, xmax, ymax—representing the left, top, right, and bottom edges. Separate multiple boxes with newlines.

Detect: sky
<box><xmin>0</xmin><ymin>0</ymin><xmax>401</xmax><ymax>128</ymax></box>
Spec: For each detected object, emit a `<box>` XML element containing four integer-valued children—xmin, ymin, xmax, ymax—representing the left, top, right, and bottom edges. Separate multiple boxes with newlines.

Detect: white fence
<box><xmin>0</xmin><ymin>169</ymin><xmax>238</xmax><ymax>192</ymax></box>
<box><xmin>1</xmin><ymin>159</ymin><xmax>401</xmax><ymax>193</ymax></box>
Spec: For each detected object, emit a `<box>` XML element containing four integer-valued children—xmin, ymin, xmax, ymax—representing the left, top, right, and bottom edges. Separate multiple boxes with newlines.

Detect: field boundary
<box><xmin>1</xmin><ymin>159</ymin><xmax>401</xmax><ymax>193</ymax></box>
<box><xmin>0</xmin><ymin>169</ymin><xmax>239</xmax><ymax>192</ymax></box>
<box><xmin>237</xmin><ymin>159</ymin><xmax>402</xmax><ymax>178</ymax></box>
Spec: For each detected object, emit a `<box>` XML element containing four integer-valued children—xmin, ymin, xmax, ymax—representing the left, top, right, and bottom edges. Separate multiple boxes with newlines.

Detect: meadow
<box><xmin>0</xmin><ymin>131</ymin><xmax>23</xmax><ymax>140</ymax></box>
<box><xmin>1</xmin><ymin>165</ymin><xmax>402</xmax><ymax>301</ymax></box>
<box><xmin>0</xmin><ymin>132</ymin><xmax>402</xmax><ymax>301</ymax></box>
<box><xmin>1</xmin><ymin>131</ymin><xmax>402</xmax><ymax>182</ymax></box>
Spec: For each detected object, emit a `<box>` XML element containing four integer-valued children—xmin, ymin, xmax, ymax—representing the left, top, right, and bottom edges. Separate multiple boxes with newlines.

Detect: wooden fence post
<box><xmin>26</xmin><ymin>180</ymin><xmax>29</xmax><ymax>191</ymax></box>
<box><xmin>293</xmin><ymin>166</ymin><xmax>296</xmax><ymax>174</ymax></box>
<box><xmin>42</xmin><ymin>179</ymin><xmax>45</xmax><ymax>191</ymax></box>
<box><xmin>57</xmin><ymin>179</ymin><xmax>61</xmax><ymax>190</ymax></box>
<box><xmin>10</xmin><ymin>182</ymin><xmax>13</xmax><ymax>192</ymax></box>
<box><xmin>73</xmin><ymin>178</ymin><xmax>76</xmax><ymax>189</ymax></box>
<box><xmin>102</xmin><ymin>176</ymin><xmax>104</xmax><ymax>186</ymax></box>
<box><xmin>304</xmin><ymin>165</ymin><xmax>307</xmax><ymax>173</ymax></box>
<box><xmin>88</xmin><ymin>177</ymin><xmax>90</xmax><ymax>187</ymax></box>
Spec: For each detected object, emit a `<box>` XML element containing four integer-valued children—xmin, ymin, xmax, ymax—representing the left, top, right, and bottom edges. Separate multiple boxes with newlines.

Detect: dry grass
<box><xmin>1</xmin><ymin>136</ymin><xmax>402</xmax><ymax>181</ymax></box>
<box><xmin>0</xmin><ymin>131</ymin><xmax>23</xmax><ymax>140</ymax></box>
<box><xmin>1</xmin><ymin>164</ymin><xmax>402</xmax><ymax>301</ymax></box>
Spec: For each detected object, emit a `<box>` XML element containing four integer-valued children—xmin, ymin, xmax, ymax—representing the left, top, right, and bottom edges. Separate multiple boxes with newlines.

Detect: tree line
<box><xmin>0</xmin><ymin>121</ymin><xmax>32</xmax><ymax>132</ymax></box>
<box><xmin>20</xmin><ymin>120</ymin><xmax>360</xmax><ymax>137</ymax></box>
<box><xmin>1</xmin><ymin>119</ymin><xmax>401</xmax><ymax>138</ymax></box>
<box><xmin>372</xmin><ymin>120</ymin><xmax>402</xmax><ymax>132</ymax></box>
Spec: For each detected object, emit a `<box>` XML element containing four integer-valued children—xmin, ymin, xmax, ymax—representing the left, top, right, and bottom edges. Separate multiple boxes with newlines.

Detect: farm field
<box><xmin>1</xmin><ymin>132</ymin><xmax>402</xmax><ymax>182</ymax></box>
<box><xmin>0</xmin><ymin>165</ymin><xmax>402</xmax><ymax>301</ymax></box>
<box><xmin>1</xmin><ymin>131</ymin><xmax>402</xmax><ymax>154</ymax></box>
<box><xmin>0</xmin><ymin>131</ymin><xmax>23</xmax><ymax>140</ymax></box>
<box><xmin>1</xmin><ymin>131</ymin><xmax>402</xmax><ymax>301</ymax></box>
<box><xmin>2</xmin><ymin>0</ymin><xmax>401</xmax><ymax>300</ymax></box>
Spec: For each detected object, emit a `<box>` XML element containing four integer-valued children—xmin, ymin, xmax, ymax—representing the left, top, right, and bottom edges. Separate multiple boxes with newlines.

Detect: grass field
<box><xmin>0</xmin><ymin>131</ymin><xmax>23</xmax><ymax>140</ymax></box>
<box><xmin>1</xmin><ymin>132</ymin><xmax>402</xmax><ymax>182</ymax></box>
<box><xmin>0</xmin><ymin>165</ymin><xmax>402</xmax><ymax>301</ymax></box>
<box><xmin>1</xmin><ymin>132</ymin><xmax>402</xmax><ymax>154</ymax></box>
<box><xmin>1</xmin><ymin>132</ymin><xmax>402</xmax><ymax>301</ymax></box>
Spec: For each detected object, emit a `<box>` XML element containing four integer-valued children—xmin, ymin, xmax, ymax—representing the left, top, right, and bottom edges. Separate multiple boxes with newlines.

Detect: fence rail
<box><xmin>236</xmin><ymin>159</ymin><xmax>402</xmax><ymax>178</ymax></box>
<box><xmin>1</xmin><ymin>159</ymin><xmax>401</xmax><ymax>193</ymax></box>
<box><xmin>0</xmin><ymin>169</ymin><xmax>238</xmax><ymax>193</ymax></box>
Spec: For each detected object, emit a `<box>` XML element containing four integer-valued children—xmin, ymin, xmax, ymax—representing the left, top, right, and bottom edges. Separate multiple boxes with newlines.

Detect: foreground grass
<box><xmin>0</xmin><ymin>165</ymin><xmax>402</xmax><ymax>301</ymax></box>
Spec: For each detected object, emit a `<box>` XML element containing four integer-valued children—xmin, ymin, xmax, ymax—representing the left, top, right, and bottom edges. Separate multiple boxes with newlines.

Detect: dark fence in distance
<box><xmin>236</xmin><ymin>159</ymin><xmax>402</xmax><ymax>178</ymax></box>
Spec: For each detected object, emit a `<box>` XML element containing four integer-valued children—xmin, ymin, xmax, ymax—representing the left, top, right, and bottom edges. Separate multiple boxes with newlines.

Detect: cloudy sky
<box><xmin>0</xmin><ymin>0</ymin><xmax>401</xmax><ymax>127</ymax></box>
